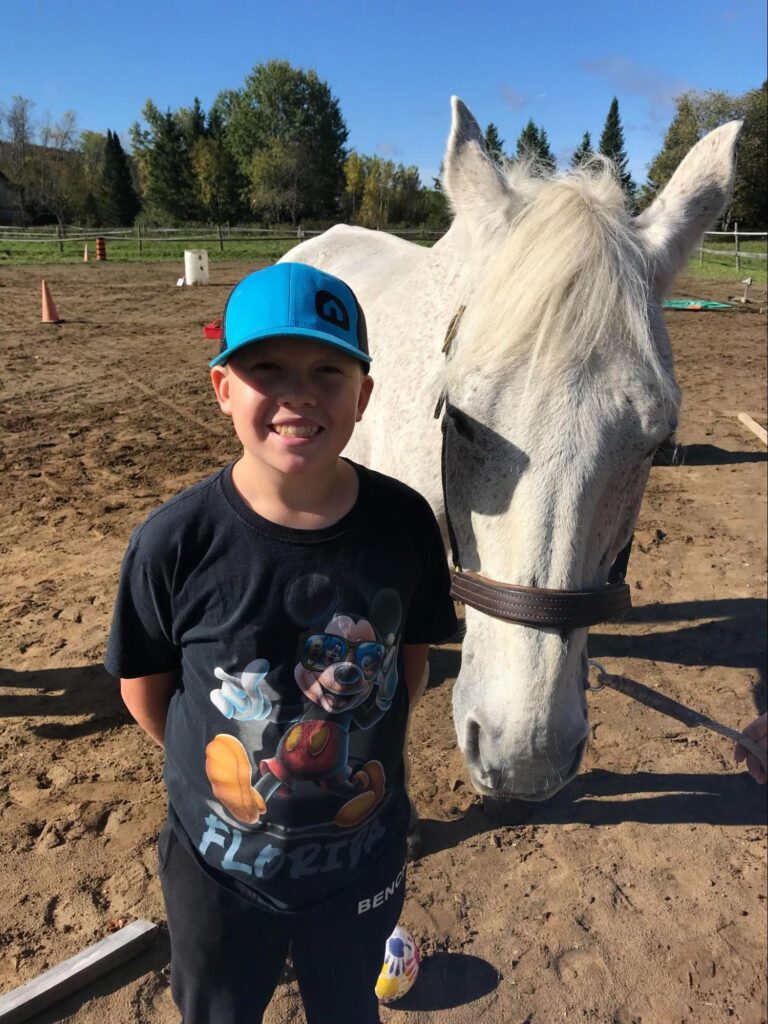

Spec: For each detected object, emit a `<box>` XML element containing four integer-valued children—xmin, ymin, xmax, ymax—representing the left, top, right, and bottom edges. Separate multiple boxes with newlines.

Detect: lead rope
<box><xmin>587</xmin><ymin>659</ymin><xmax>767</xmax><ymax>774</ymax></box>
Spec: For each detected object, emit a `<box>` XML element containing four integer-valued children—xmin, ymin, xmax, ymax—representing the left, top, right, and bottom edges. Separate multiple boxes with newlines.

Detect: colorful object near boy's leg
<box><xmin>375</xmin><ymin>924</ymin><xmax>420</xmax><ymax>1003</ymax></box>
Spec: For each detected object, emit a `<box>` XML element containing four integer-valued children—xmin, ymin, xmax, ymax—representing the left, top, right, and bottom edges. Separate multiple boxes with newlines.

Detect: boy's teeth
<box><xmin>273</xmin><ymin>424</ymin><xmax>320</xmax><ymax>437</ymax></box>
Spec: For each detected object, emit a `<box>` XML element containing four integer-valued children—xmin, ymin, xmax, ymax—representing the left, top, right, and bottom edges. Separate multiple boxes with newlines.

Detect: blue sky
<box><xmin>3</xmin><ymin>0</ymin><xmax>766</xmax><ymax>186</ymax></box>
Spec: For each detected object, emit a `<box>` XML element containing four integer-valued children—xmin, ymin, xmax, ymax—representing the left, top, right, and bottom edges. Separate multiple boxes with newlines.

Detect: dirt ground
<box><xmin>1</xmin><ymin>261</ymin><xmax>766</xmax><ymax>1024</ymax></box>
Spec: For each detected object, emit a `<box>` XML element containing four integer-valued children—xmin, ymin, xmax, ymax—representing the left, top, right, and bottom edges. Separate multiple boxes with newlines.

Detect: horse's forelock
<box><xmin>451</xmin><ymin>162</ymin><xmax>672</xmax><ymax>398</ymax></box>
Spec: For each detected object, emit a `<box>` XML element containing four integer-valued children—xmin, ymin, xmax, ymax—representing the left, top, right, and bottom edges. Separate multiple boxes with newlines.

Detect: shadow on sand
<box><xmin>417</xmin><ymin>766</ymin><xmax>767</xmax><ymax>860</ymax></box>
<box><xmin>430</xmin><ymin>597</ymin><xmax>766</xmax><ymax>707</ymax></box>
<box><xmin>671</xmin><ymin>443</ymin><xmax>767</xmax><ymax>466</ymax></box>
<box><xmin>0</xmin><ymin>664</ymin><xmax>129</xmax><ymax>739</ymax></box>
<box><xmin>591</xmin><ymin>596</ymin><xmax>767</xmax><ymax>707</ymax></box>
<box><xmin>387</xmin><ymin>951</ymin><xmax>499</xmax><ymax>1012</ymax></box>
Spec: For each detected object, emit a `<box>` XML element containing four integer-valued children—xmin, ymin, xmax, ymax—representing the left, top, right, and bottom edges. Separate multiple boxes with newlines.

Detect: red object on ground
<box><xmin>203</xmin><ymin>318</ymin><xmax>222</xmax><ymax>340</ymax></box>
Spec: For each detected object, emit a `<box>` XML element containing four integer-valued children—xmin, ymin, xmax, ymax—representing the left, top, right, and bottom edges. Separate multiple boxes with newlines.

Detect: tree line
<box><xmin>482</xmin><ymin>94</ymin><xmax>635</xmax><ymax>201</ymax></box>
<box><xmin>0</xmin><ymin>65</ymin><xmax>765</xmax><ymax>230</ymax></box>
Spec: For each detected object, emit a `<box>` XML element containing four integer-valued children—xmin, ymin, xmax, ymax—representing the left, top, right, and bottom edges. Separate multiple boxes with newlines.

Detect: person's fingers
<box><xmin>742</xmin><ymin>713</ymin><xmax>768</xmax><ymax>743</ymax></box>
<box><xmin>745</xmin><ymin>751</ymin><xmax>767</xmax><ymax>784</ymax></box>
<box><xmin>735</xmin><ymin>743</ymin><xmax>746</xmax><ymax>765</ymax></box>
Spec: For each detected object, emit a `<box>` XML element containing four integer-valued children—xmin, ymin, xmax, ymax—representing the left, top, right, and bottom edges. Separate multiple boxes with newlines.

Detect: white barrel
<box><xmin>184</xmin><ymin>249</ymin><xmax>209</xmax><ymax>286</ymax></box>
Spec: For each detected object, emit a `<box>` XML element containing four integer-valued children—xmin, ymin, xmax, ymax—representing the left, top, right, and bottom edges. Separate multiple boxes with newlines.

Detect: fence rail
<box><xmin>2</xmin><ymin>223</ymin><xmax>765</xmax><ymax>268</ymax></box>
<box><xmin>0</xmin><ymin>224</ymin><xmax>444</xmax><ymax>253</ymax></box>
<box><xmin>698</xmin><ymin>225</ymin><xmax>768</xmax><ymax>269</ymax></box>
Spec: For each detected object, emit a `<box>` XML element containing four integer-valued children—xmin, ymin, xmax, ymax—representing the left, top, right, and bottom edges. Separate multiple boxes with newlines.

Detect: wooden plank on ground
<box><xmin>737</xmin><ymin>412</ymin><xmax>768</xmax><ymax>445</ymax></box>
<box><xmin>0</xmin><ymin>919</ymin><xmax>157</xmax><ymax>1024</ymax></box>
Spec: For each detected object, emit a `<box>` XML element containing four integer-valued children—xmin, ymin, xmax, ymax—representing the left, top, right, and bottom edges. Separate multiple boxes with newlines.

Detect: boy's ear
<box><xmin>356</xmin><ymin>374</ymin><xmax>374</xmax><ymax>422</ymax></box>
<box><xmin>210</xmin><ymin>366</ymin><xmax>232</xmax><ymax>416</ymax></box>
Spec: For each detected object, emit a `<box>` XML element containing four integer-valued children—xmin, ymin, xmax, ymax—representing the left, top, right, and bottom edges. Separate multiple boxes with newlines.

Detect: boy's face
<box><xmin>210</xmin><ymin>336</ymin><xmax>373</xmax><ymax>479</ymax></box>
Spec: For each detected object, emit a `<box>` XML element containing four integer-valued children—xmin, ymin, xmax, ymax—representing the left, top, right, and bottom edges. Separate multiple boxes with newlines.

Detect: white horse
<box><xmin>286</xmin><ymin>98</ymin><xmax>741</xmax><ymax>802</ymax></box>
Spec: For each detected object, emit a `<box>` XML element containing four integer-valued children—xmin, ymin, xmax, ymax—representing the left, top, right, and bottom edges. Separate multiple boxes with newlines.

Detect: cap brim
<box><xmin>209</xmin><ymin>327</ymin><xmax>372</xmax><ymax>368</ymax></box>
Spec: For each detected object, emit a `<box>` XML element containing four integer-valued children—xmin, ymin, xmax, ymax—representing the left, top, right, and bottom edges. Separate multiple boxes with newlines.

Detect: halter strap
<box><xmin>450</xmin><ymin>571</ymin><xmax>632</xmax><ymax>629</ymax></box>
<box><xmin>436</xmin><ymin>306</ymin><xmax>633</xmax><ymax>630</ymax></box>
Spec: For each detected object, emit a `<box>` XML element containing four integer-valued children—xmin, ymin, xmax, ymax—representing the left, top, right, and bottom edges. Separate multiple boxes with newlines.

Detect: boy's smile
<box><xmin>211</xmin><ymin>335</ymin><xmax>373</xmax><ymax>500</ymax></box>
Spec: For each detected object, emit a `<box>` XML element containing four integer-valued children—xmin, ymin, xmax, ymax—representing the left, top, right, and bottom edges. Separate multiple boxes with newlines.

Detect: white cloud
<box><xmin>499</xmin><ymin>83</ymin><xmax>529</xmax><ymax>110</ymax></box>
<box><xmin>582</xmin><ymin>56</ymin><xmax>691</xmax><ymax>127</ymax></box>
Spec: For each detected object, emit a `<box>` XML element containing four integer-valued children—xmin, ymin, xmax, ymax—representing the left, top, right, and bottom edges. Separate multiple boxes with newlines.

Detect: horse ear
<box><xmin>443</xmin><ymin>96</ymin><xmax>521</xmax><ymax>242</ymax></box>
<box><xmin>635</xmin><ymin>120</ymin><xmax>742</xmax><ymax>295</ymax></box>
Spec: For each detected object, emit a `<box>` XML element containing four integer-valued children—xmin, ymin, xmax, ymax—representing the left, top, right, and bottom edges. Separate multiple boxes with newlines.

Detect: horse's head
<box><xmin>441</xmin><ymin>98</ymin><xmax>741</xmax><ymax>801</ymax></box>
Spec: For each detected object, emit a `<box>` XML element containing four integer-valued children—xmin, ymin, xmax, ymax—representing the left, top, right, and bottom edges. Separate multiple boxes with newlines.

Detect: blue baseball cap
<box><xmin>210</xmin><ymin>262</ymin><xmax>371</xmax><ymax>370</ymax></box>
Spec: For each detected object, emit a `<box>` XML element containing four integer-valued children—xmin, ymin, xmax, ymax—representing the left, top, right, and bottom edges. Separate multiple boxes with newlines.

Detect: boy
<box><xmin>105</xmin><ymin>262</ymin><xmax>457</xmax><ymax>1024</ymax></box>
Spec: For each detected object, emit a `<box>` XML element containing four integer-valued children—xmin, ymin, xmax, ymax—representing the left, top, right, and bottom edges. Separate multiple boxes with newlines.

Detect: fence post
<box><xmin>217</xmin><ymin>224</ymin><xmax>224</xmax><ymax>252</ymax></box>
<box><xmin>734</xmin><ymin>222</ymin><xmax>740</xmax><ymax>270</ymax></box>
<box><xmin>137</xmin><ymin>224</ymin><xmax>142</xmax><ymax>254</ymax></box>
<box><xmin>57</xmin><ymin>224</ymin><xmax>64</xmax><ymax>255</ymax></box>
<box><xmin>699</xmin><ymin>234</ymin><xmax>704</xmax><ymax>267</ymax></box>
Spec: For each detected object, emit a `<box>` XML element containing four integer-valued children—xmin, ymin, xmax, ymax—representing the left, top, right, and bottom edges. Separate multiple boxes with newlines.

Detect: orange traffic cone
<box><xmin>41</xmin><ymin>279</ymin><xmax>62</xmax><ymax>323</ymax></box>
<box><xmin>83</xmin><ymin>243</ymin><xmax>89</xmax><ymax>262</ymax></box>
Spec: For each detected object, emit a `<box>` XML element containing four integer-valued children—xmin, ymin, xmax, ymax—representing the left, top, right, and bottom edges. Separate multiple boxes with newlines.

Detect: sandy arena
<box><xmin>0</xmin><ymin>260</ymin><xmax>766</xmax><ymax>1023</ymax></box>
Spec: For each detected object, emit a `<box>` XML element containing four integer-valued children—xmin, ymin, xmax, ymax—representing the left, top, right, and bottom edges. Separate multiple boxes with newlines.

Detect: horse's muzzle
<box><xmin>464</xmin><ymin>728</ymin><xmax>588</xmax><ymax>802</ymax></box>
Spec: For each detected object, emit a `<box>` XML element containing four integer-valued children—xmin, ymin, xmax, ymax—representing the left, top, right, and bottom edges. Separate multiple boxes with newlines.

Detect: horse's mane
<box><xmin>453</xmin><ymin>158</ymin><xmax>672</xmax><ymax>394</ymax></box>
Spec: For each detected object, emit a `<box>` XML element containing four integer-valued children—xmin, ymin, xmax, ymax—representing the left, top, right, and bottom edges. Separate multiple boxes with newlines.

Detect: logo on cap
<box><xmin>315</xmin><ymin>290</ymin><xmax>350</xmax><ymax>333</ymax></box>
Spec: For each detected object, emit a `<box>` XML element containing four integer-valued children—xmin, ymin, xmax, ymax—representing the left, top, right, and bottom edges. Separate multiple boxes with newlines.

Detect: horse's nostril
<box><xmin>465</xmin><ymin>716</ymin><xmax>481</xmax><ymax>763</ymax></box>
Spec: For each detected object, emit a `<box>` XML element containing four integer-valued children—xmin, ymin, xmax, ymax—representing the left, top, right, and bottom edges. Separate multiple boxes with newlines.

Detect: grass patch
<box><xmin>686</xmin><ymin>249</ymin><xmax>767</xmax><ymax>284</ymax></box>
<box><xmin>1</xmin><ymin>233</ymin><xmax>764</xmax><ymax>284</ymax></box>
<box><xmin>0</xmin><ymin>238</ymin><xmax>305</xmax><ymax>265</ymax></box>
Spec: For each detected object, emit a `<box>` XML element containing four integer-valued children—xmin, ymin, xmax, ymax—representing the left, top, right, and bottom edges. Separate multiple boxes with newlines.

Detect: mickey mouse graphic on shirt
<box><xmin>204</xmin><ymin>574</ymin><xmax>401</xmax><ymax>829</ymax></box>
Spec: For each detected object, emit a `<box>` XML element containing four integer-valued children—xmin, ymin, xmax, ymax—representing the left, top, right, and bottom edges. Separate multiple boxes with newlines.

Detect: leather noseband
<box><xmin>450</xmin><ymin>570</ymin><xmax>632</xmax><ymax>629</ymax></box>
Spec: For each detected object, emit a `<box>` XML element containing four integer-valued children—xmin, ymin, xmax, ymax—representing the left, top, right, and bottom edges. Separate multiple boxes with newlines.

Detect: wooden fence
<box><xmin>2</xmin><ymin>222</ymin><xmax>764</xmax><ymax>267</ymax></box>
<box><xmin>698</xmin><ymin>226</ymin><xmax>767</xmax><ymax>270</ymax></box>
<box><xmin>0</xmin><ymin>223</ymin><xmax>443</xmax><ymax>254</ymax></box>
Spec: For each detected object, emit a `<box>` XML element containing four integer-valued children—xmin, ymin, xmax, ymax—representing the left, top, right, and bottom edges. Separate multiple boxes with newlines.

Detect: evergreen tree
<box><xmin>131</xmin><ymin>101</ymin><xmax>196</xmax><ymax>222</ymax></box>
<box><xmin>515</xmin><ymin>119</ymin><xmax>556</xmax><ymax>172</ymax></box>
<box><xmin>598</xmin><ymin>97</ymin><xmax>635</xmax><ymax>202</ymax></box>
<box><xmin>484</xmin><ymin>123</ymin><xmax>506</xmax><ymax>165</ymax></box>
<box><xmin>178</xmin><ymin>97</ymin><xmax>206</xmax><ymax>151</ymax></box>
<box><xmin>515</xmin><ymin>119</ymin><xmax>540</xmax><ymax>160</ymax></box>
<box><xmin>100</xmin><ymin>129</ymin><xmax>140</xmax><ymax>225</ymax></box>
<box><xmin>537</xmin><ymin>126</ymin><xmax>556</xmax><ymax>173</ymax></box>
<box><xmin>570</xmin><ymin>131</ymin><xmax>594</xmax><ymax>168</ymax></box>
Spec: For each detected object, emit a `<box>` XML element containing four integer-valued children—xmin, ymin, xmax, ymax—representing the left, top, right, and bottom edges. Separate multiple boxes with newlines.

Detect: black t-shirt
<box><xmin>105</xmin><ymin>461</ymin><xmax>457</xmax><ymax>913</ymax></box>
